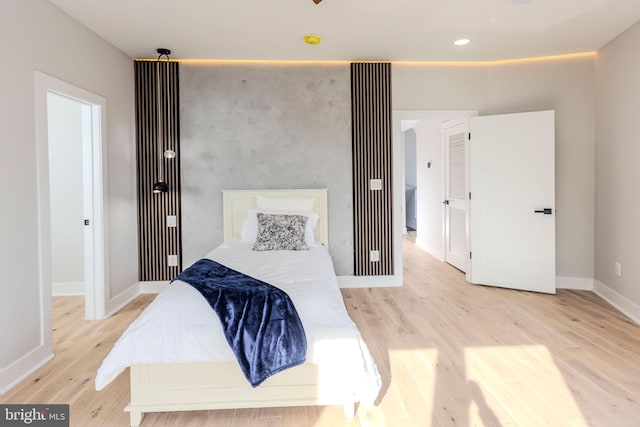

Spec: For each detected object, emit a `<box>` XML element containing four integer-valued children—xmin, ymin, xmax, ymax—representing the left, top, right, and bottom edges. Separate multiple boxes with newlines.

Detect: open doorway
<box><xmin>395</xmin><ymin>110</ymin><xmax>478</xmax><ymax>264</ymax></box>
<box><xmin>34</xmin><ymin>72</ymin><xmax>107</xmax><ymax>326</ymax></box>
<box><xmin>47</xmin><ymin>93</ymin><xmax>86</xmax><ymax>299</ymax></box>
<box><xmin>395</xmin><ymin>109</ymin><xmax>557</xmax><ymax>294</ymax></box>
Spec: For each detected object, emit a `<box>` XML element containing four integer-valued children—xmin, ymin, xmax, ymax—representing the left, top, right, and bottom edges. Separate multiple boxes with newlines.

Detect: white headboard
<box><xmin>222</xmin><ymin>189</ymin><xmax>329</xmax><ymax>247</ymax></box>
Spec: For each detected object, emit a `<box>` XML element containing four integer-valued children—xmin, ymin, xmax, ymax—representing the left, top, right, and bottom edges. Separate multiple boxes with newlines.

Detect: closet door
<box><xmin>443</xmin><ymin>120</ymin><xmax>469</xmax><ymax>272</ymax></box>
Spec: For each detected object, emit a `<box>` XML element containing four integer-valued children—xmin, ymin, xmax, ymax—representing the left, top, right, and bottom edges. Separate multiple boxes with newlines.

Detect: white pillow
<box><xmin>240</xmin><ymin>208</ymin><xmax>319</xmax><ymax>246</ymax></box>
<box><xmin>256</xmin><ymin>196</ymin><xmax>315</xmax><ymax>212</ymax></box>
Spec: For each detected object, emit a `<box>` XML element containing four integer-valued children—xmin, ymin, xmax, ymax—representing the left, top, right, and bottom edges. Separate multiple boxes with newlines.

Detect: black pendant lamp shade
<box><xmin>152</xmin><ymin>181</ymin><xmax>169</xmax><ymax>193</ymax></box>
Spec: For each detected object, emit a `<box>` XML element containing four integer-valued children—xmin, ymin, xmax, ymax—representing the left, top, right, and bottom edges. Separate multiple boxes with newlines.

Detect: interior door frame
<box><xmin>393</xmin><ymin>110</ymin><xmax>477</xmax><ymax>271</ymax></box>
<box><xmin>400</xmin><ymin>120</ymin><xmax>418</xmax><ymax>235</ymax></box>
<box><xmin>34</xmin><ymin>71</ymin><xmax>108</xmax><ymax>322</ymax></box>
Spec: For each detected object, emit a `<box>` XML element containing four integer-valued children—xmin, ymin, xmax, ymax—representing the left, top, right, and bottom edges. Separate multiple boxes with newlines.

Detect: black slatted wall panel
<box><xmin>134</xmin><ymin>60</ymin><xmax>182</xmax><ymax>281</ymax></box>
<box><xmin>351</xmin><ymin>62</ymin><xmax>393</xmax><ymax>276</ymax></box>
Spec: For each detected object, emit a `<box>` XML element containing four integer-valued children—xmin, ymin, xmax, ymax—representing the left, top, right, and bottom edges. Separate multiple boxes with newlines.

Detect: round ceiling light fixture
<box><xmin>304</xmin><ymin>34</ymin><xmax>321</xmax><ymax>45</ymax></box>
<box><xmin>453</xmin><ymin>38</ymin><xmax>471</xmax><ymax>46</ymax></box>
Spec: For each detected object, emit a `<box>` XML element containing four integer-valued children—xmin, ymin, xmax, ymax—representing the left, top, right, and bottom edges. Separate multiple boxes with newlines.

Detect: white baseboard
<box><xmin>106</xmin><ymin>283</ymin><xmax>141</xmax><ymax>317</ymax></box>
<box><xmin>52</xmin><ymin>281</ymin><xmax>84</xmax><ymax>296</ymax></box>
<box><xmin>556</xmin><ymin>276</ymin><xmax>594</xmax><ymax>290</ymax></box>
<box><xmin>594</xmin><ymin>280</ymin><xmax>640</xmax><ymax>325</ymax></box>
<box><xmin>0</xmin><ymin>346</ymin><xmax>54</xmax><ymax>395</ymax></box>
<box><xmin>337</xmin><ymin>274</ymin><xmax>402</xmax><ymax>288</ymax></box>
<box><xmin>139</xmin><ymin>281</ymin><xmax>170</xmax><ymax>293</ymax></box>
<box><xmin>414</xmin><ymin>238</ymin><xmax>445</xmax><ymax>261</ymax></box>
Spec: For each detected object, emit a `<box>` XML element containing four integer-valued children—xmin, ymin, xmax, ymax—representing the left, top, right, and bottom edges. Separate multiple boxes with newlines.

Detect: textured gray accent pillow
<box><xmin>252</xmin><ymin>213</ymin><xmax>309</xmax><ymax>251</ymax></box>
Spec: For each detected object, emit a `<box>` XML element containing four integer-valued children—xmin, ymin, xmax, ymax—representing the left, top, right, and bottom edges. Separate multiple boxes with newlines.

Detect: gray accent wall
<box><xmin>180</xmin><ymin>63</ymin><xmax>353</xmax><ymax>275</ymax></box>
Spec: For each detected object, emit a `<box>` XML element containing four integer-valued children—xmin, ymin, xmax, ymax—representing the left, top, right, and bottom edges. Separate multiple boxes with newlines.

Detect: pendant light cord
<box><xmin>155</xmin><ymin>49</ymin><xmax>171</xmax><ymax>184</ymax></box>
<box><xmin>155</xmin><ymin>55</ymin><xmax>164</xmax><ymax>183</ymax></box>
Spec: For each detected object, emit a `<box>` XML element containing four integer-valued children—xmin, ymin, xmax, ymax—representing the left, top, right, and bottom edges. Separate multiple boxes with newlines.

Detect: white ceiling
<box><xmin>48</xmin><ymin>0</ymin><xmax>640</xmax><ymax>62</ymax></box>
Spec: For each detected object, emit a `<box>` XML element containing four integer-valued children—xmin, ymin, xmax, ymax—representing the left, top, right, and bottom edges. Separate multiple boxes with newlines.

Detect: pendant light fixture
<box><xmin>153</xmin><ymin>48</ymin><xmax>171</xmax><ymax>194</ymax></box>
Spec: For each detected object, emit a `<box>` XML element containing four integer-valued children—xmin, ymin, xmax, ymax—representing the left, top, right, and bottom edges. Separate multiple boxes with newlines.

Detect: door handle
<box><xmin>534</xmin><ymin>208</ymin><xmax>553</xmax><ymax>215</ymax></box>
<box><xmin>443</xmin><ymin>200</ymin><xmax>450</xmax><ymax>205</ymax></box>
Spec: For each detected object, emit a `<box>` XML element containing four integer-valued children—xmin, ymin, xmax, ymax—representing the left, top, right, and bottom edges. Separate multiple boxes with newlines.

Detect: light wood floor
<box><xmin>2</xmin><ymin>238</ymin><xmax>640</xmax><ymax>426</ymax></box>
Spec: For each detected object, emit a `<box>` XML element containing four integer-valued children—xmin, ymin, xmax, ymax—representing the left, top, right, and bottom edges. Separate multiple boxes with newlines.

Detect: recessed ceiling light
<box><xmin>304</xmin><ymin>34</ymin><xmax>321</xmax><ymax>45</ymax></box>
<box><xmin>453</xmin><ymin>38</ymin><xmax>471</xmax><ymax>46</ymax></box>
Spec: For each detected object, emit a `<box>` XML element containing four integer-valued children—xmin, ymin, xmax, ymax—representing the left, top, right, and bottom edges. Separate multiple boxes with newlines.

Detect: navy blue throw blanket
<box><xmin>172</xmin><ymin>259</ymin><xmax>307</xmax><ymax>387</ymax></box>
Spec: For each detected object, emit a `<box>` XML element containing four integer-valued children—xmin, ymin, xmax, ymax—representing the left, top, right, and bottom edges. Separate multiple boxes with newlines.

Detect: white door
<box><xmin>443</xmin><ymin>120</ymin><xmax>469</xmax><ymax>272</ymax></box>
<box><xmin>469</xmin><ymin>110</ymin><xmax>556</xmax><ymax>294</ymax></box>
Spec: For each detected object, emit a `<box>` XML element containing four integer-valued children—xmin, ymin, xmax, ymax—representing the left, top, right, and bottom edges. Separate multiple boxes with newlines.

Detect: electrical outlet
<box><xmin>370</xmin><ymin>179</ymin><xmax>382</xmax><ymax>191</ymax></box>
<box><xmin>167</xmin><ymin>215</ymin><xmax>177</xmax><ymax>227</ymax></box>
<box><xmin>615</xmin><ymin>262</ymin><xmax>622</xmax><ymax>277</ymax></box>
<box><xmin>168</xmin><ymin>255</ymin><xmax>178</xmax><ymax>267</ymax></box>
<box><xmin>370</xmin><ymin>250</ymin><xmax>380</xmax><ymax>262</ymax></box>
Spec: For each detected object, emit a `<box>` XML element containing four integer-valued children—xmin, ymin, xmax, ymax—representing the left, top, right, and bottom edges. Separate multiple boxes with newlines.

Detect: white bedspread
<box><xmin>95</xmin><ymin>239</ymin><xmax>381</xmax><ymax>405</ymax></box>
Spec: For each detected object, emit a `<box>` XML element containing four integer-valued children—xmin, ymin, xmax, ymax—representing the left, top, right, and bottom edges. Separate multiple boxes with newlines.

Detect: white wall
<box><xmin>415</xmin><ymin>119</ymin><xmax>446</xmax><ymax>258</ymax></box>
<box><xmin>393</xmin><ymin>56</ymin><xmax>595</xmax><ymax>283</ymax></box>
<box><xmin>486</xmin><ymin>58</ymin><xmax>595</xmax><ymax>282</ymax></box>
<box><xmin>47</xmin><ymin>93</ymin><xmax>84</xmax><ymax>291</ymax></box>
<box><xmin>594</xmin><ymin>20</ymin><xmax>640</xmax><ymax>319</ymax></box>
<box><xmin>404</xmin><ymin>128</ymin><xmax>417</xmax><ymax>231</ymax></box>
<box><xmin>0</xmin><ymin>0</ymin><xmax>137</xmax><ymax>393</ymax></box>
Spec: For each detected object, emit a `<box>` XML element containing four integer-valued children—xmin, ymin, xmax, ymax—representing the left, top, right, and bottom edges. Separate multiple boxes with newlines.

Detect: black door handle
<box><xmin>443</xmin><ymin>200</ymin><xmax>450</xmax><ymax>205</ymax></box>
<box><xmin>534</xmin><ymin>208</ymin><xmax>553</xmax><ymax>215</ymax></box>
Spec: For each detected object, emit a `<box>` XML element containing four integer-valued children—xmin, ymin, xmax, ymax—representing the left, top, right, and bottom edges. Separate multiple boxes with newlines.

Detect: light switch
<box><xmin>167</xmin><ymin>215</ymin><xmax>177</xmax><ymax>227</ymax></box>
<box><xmin>370</xmin><ymin>179</ymin><xmax>382</xmax><ymax>191</ymax></box>
<box><xmin>168</xmin><ymin>255</ymin><xmax>178</xmax><ymax>267</ymax></box>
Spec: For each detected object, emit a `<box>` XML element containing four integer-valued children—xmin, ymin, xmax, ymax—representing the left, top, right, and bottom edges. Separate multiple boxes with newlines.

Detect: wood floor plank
<box><xmin>281</xmin><ymin>406</ymin><xmax>308</xmax><ymax>427</ymax></box>
<box><xmin>202</xmin><ymin>409</ymin><xmax>234</xmax><ymax>427</ymax></box>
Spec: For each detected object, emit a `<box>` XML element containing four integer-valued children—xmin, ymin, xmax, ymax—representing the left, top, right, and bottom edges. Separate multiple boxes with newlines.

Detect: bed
<box><xmin>96</xmin><ymin>189</ymin><xmax>381</xmax><ymax>426</ymax></box>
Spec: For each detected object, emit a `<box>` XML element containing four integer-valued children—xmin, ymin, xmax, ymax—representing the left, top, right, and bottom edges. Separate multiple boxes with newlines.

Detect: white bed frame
<box><xmin>125</xmin><ymin>189</ymin><xmax>355</xmax><ymax>426</ymax></box>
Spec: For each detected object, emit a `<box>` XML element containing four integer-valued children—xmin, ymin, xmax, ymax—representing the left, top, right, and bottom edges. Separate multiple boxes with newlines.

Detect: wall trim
<box><xmin>594</xmin><ymin>280</ymin><xmax>640</xmax><ymax>325</ymax></box>
<box><xmin>139</xmin><ymin>281</ymin><xmax>170</xmax><ymax>293</ymax></box>
<box><xmin>414</xmin><ymin>238</ymin><xmax>445</xmax><ymax>262</ymax></box>
<box><xmin>34</xmin><ymin>71</ymin><xmax>109</xmax><ymax>323</ymax></box>
<box><xmin>337</xmin><ymin>274</ymin><xmax>402</xmax><ymax>288</ymax></box>
<box><xmin>556</xmin><ymin>276</ymin><xmax>594</xmax><ymax>290</ymax></box>
<box><xmin>52</xmin><ymin>281</ymin><xmax>85</xmax><ymax>296</ymax></box>
<box><xmin>106</xmin><ymin>283</ymin><xmax>141</xmax><ymax>317</ymax></box>
<box><xmin>96</xmin><ymin>280</ymin><xmax>170</xmax><ymax>316</ymax></box>
<box><xmin>0</xmin><ymin>346</ymin><xmax>54</xmax><ymax>396</ymax></box>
